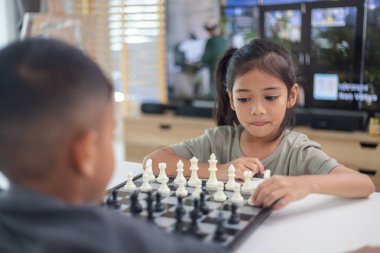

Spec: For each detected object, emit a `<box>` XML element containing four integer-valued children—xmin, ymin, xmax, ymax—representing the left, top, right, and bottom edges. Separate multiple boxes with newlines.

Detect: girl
<box><xmin>145</xmin><ymin>39</ymin><xmax>375</xmax><ymax>210</ymax></box>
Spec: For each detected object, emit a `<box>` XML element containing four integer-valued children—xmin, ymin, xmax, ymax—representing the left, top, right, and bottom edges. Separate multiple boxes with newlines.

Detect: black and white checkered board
<box><xmin>106</xmin><ymin>174</ymin><xmax>273</xmax><ymax>251</ymax></box>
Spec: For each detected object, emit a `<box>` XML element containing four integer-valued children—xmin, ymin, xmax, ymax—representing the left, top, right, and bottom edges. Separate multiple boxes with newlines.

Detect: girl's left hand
<box><xmin>252</xmin><ymin>175</ymin><xmax>312</xmax><ymax>210</ymax></box>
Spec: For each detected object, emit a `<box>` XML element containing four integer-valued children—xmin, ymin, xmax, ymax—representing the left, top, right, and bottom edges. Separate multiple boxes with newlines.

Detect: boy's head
<box><xmin>0</xmin><ymin>38</ymin><xmax>114</xmax><ymax>203</ymax></box>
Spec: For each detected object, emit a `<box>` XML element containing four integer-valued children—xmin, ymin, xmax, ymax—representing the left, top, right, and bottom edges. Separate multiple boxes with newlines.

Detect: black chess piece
<box><xmin>146</xmin><ymin>191</ymin><xmax>154</xmax><ymax>222</ymax></box>
<box><xmin>154</xmin><ymin>192</ymin><xmax>164</xmax><ymax>212</ymax></box>
<box><xmin>106</xmin><ymin>189</ymin><xmax>121</xmax><ymax>209</ymax></box>
<box><xmin>192</xmin><ymin>198</ymin><xmax>202</xmax><ymax>219</ymax></box>
<box><xmin>213</xmin><ymin>211</ymin><xmax>227</xmax><ymax>242</ymax></box>
<box><xmin>188</xmin><ymin>207</ymin><xmax>200</xmax><ymax>236</ymax></box>
<box><xmin>130</xmin><ymin>190</ymin><xmax>142</xmax><ymax>215</ymax></box>
<box><xmin>174</xmin><ymin>203</ymin><xmax>184</xmax><ymax>232</ymax></box>
<box><xmin>199</xmin><ymin>191</ymin><xmax>209</xmax><ymax>215</ymax></box>
<box><xmin>176</xmin><ymin>195</ymin><xmax>186</xmax><ymax>216</ymax></box>
<box><xmin>228</xmin><ymin>203</ymin><xmax>240</xmax><ymax>224</ymax></box>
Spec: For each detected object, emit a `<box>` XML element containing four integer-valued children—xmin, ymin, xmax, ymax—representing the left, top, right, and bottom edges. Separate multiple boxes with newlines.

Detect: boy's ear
<box><xmin>71</xmin><ymin>130</ymin><xmax>98</xmax><ymax>178</ymax></box>
<box><xmin>228</xmin><ymin>90</ymin><xmax>235</xmax><ymax>111</ymax></box>
<box><xmin>287</xmin><ymin>83</ymin><xmax>299</xmax><ymax>108</ymax></box>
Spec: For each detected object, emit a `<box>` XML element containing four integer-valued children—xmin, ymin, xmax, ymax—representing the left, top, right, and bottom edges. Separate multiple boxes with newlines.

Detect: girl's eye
<box><xmin>265</xmin><ymin>96</ymin><xmax>278</xmax><ymax>101</ymax></box>
<box><xmin>236</xmin><ymin>97</ymin><xmax>251</xmax><ymax>103</ymax></box>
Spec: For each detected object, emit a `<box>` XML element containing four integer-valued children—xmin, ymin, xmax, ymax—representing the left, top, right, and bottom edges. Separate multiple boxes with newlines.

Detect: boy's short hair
<box><xmin>0</xmin><ymin>38</ymin><xmax>113</xmax><ymax>180</ymax></box>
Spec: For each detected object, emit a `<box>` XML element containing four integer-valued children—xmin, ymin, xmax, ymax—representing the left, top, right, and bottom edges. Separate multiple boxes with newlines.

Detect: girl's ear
<box><xmin>228</xmin><ymin>90</ymin><xmax>235</xmax><ymax>111</ymax></box>
<box><xmin>288</xmin><ymin>83</ymin><xmax>299</xmax><ymax>108</ymax></box>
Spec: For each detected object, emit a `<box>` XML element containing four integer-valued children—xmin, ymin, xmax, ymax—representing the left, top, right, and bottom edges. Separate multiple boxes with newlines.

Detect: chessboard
<box><xmin>104</xmin><ymin>174</ymin><xmax>274</xmax><ymax>251</ymax></box>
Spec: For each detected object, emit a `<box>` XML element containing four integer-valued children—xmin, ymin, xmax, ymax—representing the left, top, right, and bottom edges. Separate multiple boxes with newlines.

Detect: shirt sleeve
<box><xmin>170</xmin><ymin>130</ymin><xmax>213</xmax><ymax>162</ymax></box>
<box><xmin>292</xmin><ymin>135</ymin><xmax>341</xmax><ymax>175</ymax></box>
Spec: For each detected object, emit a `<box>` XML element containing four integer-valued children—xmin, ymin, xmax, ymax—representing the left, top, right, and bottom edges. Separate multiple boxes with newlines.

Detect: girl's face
<box><xmin>229</xmin><ymin>68</ymin><xmax>298</xmax><ymax>141</ymax></box>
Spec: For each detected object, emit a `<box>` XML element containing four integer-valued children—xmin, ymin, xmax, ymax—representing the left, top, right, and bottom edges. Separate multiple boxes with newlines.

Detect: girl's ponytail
<box><xmin>213</xmin><ymin>48</ymin><xmax>239</xmax><ymax>126</ymax></box>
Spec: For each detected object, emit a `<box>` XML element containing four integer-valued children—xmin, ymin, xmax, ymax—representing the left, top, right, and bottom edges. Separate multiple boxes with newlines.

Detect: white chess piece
<box><xmin>145</xmin><ymin>158</ymin><xmax>155</xmax><ymax>182</ymax></box>
<box><xmin>124</xmin><ymin>173</ymin><xmax>137</xmax><ymax>192</ymax></box>
<box><xmin>176</xmin><ymin>180</ymin><xmax>188</xmax><ymax>197</ymax></box>
<box><xmin>187</xmin><ymin>157</ymin><xmax>202</xmax><ymax>187</ymax></box>
<box><xmin>192</xmin><ymin>181</ymin><xmax>202</xmax><ymax>199</ymax></box>
<box><xmin>158</xmin><ymin>177</ymin><xmax>170</xmax><ymax>196</ymax></box>
<box><xmin>174</xmin><ymin>160</ymin><xmax>187</xmax><ymax>186</ymax></box>
<box><xmin>213</xmin><ymin>182</ymin><xmax>227</xmax><ymax>202</ymax></box>
<box><xmin>241</xmin><ymin>171</ymin><xmax>254</xmax><ymax>193</ymax></box>
<box><xmin>247</xmin><ymin>187</ymin><xmax>256</xmax><ymax>206</ymax></box>
<box><xmin>225</xmin><ymin>165</ymin><xmax>237</xmax><ymax>191</ymax></box>
<box><xmin>230</xmin><ymin>183</ymin><xmax>244</xmax><ymax>206</ymax></box>
<box><xmin>140</xmin><ymin>172</ymin><xmax>152</xmax><ymax>192</ymax></box>
<box><xmin>156</xmin><ymin>162</ymin><xmax>169</xmax><ymax>183</ymax></box>
<box><xmin>206</xmin><ymin>153</ymin><xmax>219</xmax><ymax>190</ymax></box>
<box><xmin>263</xmin><ymin>169</ymin><xmax>271</xmax><ymax>180</ymax></box>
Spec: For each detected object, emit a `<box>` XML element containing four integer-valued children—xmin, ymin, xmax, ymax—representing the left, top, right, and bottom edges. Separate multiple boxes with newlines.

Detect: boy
<box><xmin>0</xmin><ymin>38</ymin><xmax>224</xmax><ymax>253</ymax></box>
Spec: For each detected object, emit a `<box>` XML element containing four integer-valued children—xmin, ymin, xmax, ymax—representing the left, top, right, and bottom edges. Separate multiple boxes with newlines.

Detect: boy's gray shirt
<box><xmin>171</xmin><ymin>125</ymin><xmax>340</xmax><ymax>176</ymax></box>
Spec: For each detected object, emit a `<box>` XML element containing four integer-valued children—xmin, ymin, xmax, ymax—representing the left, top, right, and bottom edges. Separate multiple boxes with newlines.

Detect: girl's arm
<box><xmin>253</xmin><ymin>166</ymin><xmax>375</xmax><ymax>210</ymax></box>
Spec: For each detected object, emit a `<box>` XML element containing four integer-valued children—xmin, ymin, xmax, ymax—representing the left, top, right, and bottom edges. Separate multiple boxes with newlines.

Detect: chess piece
<box><xmin>241</xmin><ymin>170</ymin><xmax>254</xmax><ymax>193</ymax></box>
<box><xmin>263</xmin><ymin>169</ymin><xmax>271</xmax><ymax>180</ymax></box>
<box><xmin>228</xmin><ymin>203</ymin><xmax>240</xmax><ymax>224</ymax></box>
<box><xmin>174</xmin><ymin>160</ymin><xmax>187</xmax><ymax>186</ymax></box>
<box><xmin>145</xmin><ymin>158</ymin><xmax>156</xmax><ymax>182</ymax></box>
<box><xmin>225</xmin><ymin>164</ymin><xmax>237</xmax><ymax>191</ymax></box>
<box><xmin>146</xmin><ymin>191</ymin><xmax>154</xmax><ymax>222</ymax></box>
<box><xmin>174</xmin><ymin>203</ymin><xmax>184</xmax><ymax>232</ymax></box>
<box><xmin>206</xmin><ymin>153</ymin><xmax>219</xmax><ymax>190</ymax></box>
<box><xmin>124</xmin><ymin>173</ymin><xmax>137</xmax><ymax>192</ymax></box>
<box><xmin>191</xmin><ymin>198</ymin><xmax>202</xmax><ymax>219</ymax></box>
<box><xmin>213</xmin><ymin>182</ymin><xmax>227</xmax><ymax>202</ymax></box>
<box><xmin>191</xmin><ymin>181</ymin><xmax>202</xmax><ymax>199</ymax></box>
<box><xmin>230</xmin><ymin>183</ymin><xmax>244</xmax><ymax>206</ymax></box>
<box><xmin>188</xmin><ymin>206</ymin><xmax>200</xmax><ymax>236</ymax></box>
<box><xmin>156</xmin><ymin>162</ymin><xmax>169</xmax><ymax>183</ymax></box>
<box><xmin>176</xmin><ymin>195</ymin><xmax>186</xmax><ymax>216</ymax></box>
<box><xmin>187</xmin><ymin>157</ymin><xmax>202</xmax><ymax>187</ymax></box>
<box><xmin>199</xmin><ymin>191</ymin><xmax>209</xmax><ymax>215</ymax></box>
<box><xmin>247</xmin><ymin>187</ymin><xmax>256</xmax><ymax>206</ymax></box>
<box><xmin>140</xmin><ymin>172</ymin><xmax>152</xmax><ymax>192</ymax></box>
<box><xmin>154</xmin><ymin>192</ymin><xmax>164</xmax><ymax>212</ymax></box>
<box><xmin>176</xmin><ymin>179</ymin><xmax>188</xmax><ymax>197</ymax></box>
<box><xmin>130</xmin><ymin>191</ymin><xmax>142</xmax><ymax>215</ymax></box>
<box><xmin>213</xmin><ymin>211</ymin><xmax>227</xmax><ymax>242</ymax></box>
<box><xmin>106</xmin><ymin>189</ymin><xmax>121</xmax><ymax>209</ymax></box>
<box><xmin>158</xmin><ymin>177</ymin><xmax>170</xmax><ymax>196</ymax></box>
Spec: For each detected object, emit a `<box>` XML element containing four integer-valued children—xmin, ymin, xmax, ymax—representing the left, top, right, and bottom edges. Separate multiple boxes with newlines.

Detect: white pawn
<box><xmin>176</xmin><ymin>180</ymin><xmax>188</xmax><ymax>197</ymax></box>
<box><xmin>187</xmin><ymin>157</ymin><xmax>202</xmax><ymax>187</ymax></box>
<box><xmin>225</xmin><ymin>165</ymin><xmax>237</xmax><ymax>191</ymax></box>
<box><xmin>140</xmin><ymin>172</ymin><xmax>152</xmax><ymax>192</ymax></box>
<box><xmin>230</xmin><ymin>183</ymin><xmax>244</xmax><ymax>206</ymax></box>
<box><xmin>241</xmin><ymin>171</ymin><xmax>254</xmax><ymax>193</ymax></box>
<box><xmin>156</xmin><ymin>162</ymin><xmax>169</xmax><ymax>183</ymax></box>
<box><xmin>124</xmin><ymin>173</ymin><xmax>137</xmax><ymax>192</ymax></box>
<box><xmin>192</xmin><ymin>181</ymin><xmax>202</xmax><ymax>199</ymax></box>
<box><xmin>247</xmin><ymin>187</ymin><xmax>256</xmax><ymax>206</ymax></box>
<box><xmin>213</xmin><ymin>182</ymin><xmax>227</xmax><ymax>202</ymax></box>
<box><xmin>158</xmin><ymin>177</ymin><xmax>170</xmax><ymax>196</ymax></box>
<box><xmin>145</xmin><ymin>158</ymin><xmax>155</xmax><ymax>182</ymax></box>
<box><xmin>174</xmin><ymin>160</ymin><xmax>187</xmax><ymax>186</ymax></box>
<box><xmin>263</xmin><ymin>169</ymin><xmax>271</xmax><ymax>180</ymax></box>
<box><xmin>206</xmin><ymin>153</ymin><xmax>219</xmax><ymax>190</ymax></box>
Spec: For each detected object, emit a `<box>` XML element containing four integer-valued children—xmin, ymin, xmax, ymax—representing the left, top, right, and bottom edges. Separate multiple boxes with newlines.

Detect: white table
<box><xmin>110</xmin><ymin>161</ymin><xmax>380</xmax><ymax>253</ymax></box>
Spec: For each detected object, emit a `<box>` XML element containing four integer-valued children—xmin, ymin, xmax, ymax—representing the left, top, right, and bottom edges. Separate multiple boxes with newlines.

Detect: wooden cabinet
<box><xmin>124</xmin><ymin>114</ymin><xmax>380</xmax><ymax>191</ymax></box>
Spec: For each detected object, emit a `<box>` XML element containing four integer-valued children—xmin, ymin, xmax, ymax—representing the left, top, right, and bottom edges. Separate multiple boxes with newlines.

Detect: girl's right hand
<box><xmin>224</xmin><ymin>157</ymin><xmax>265</xmax><ymax>180</ymax></box>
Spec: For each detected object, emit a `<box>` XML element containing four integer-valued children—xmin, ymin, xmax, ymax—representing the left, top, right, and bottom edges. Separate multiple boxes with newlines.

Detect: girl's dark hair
<box><xmin>213</xmin><ymin>39</ymin><xmax>299</xmax><ymax>135</ymax></box>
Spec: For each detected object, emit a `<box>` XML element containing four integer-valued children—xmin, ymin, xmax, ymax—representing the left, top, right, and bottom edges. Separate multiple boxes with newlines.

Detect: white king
<box><xmin>206</xmin><ymin>153</ymin><xmax>219</xmax><ymax>190</ymax></box>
